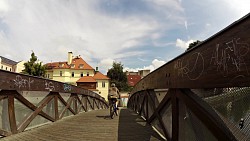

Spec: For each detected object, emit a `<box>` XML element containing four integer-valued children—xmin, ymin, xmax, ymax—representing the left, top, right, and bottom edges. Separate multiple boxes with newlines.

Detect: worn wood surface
<box><xmin>1</xmin><ymin>108</ymin><xmax>163</xmax><ymax>141</ymax></box>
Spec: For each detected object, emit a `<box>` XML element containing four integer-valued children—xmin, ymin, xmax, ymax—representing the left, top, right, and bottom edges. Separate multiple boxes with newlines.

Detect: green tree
<box><xmin>187</xmin><ymin>40</ymin><xmax>202</xmax><ymax>51</ymax></box>
<box><xmin>22</xmin><ymin>52</ymin><xmax>46</xmax><ymax>77</ymax></box>
<box><xmin>107</xmin><ymin>62</ymin><xmax>128</xmax><ymax>91</ymax></box>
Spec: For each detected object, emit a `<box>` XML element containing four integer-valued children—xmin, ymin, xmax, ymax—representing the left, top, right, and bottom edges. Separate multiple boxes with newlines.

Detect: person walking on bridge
<box><xmin>108</xmin><ymin>83</ymin><xmax>120</xmax><ymax>110</ymax></box>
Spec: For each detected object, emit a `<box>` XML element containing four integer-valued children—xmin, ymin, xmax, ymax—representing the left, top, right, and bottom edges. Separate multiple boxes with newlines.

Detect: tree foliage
<box><xmin>22</xmin><ymin>52</ymin><xmax>46</xmax><ymax>77</ymax></box>
<box><xmin>187</xmin><ymin>40</ymin><xmax>202</xmax><ymax>51</ymax></box>
<box><xmin>107</xmin><ymin>62</ymin><xmax>128</xmax><ymax>92</ymax></box>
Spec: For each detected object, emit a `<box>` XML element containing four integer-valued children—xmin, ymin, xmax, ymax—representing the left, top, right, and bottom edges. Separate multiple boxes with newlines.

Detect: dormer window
<box><xmin>71</xmin><ymin>64</ymin><xmax>75</xmax><ymax>68</ymax></box>
<box><xmin>59</xmin><ymin>63</ymin><xmax>64</xmax><ymax>67</ymax></box>
<box><xmin>79</xmin><ymin>64</ymin><xmax>84</xmax><ymax>68</ymax></box>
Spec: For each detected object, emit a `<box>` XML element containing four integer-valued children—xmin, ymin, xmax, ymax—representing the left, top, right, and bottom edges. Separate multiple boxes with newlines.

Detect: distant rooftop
<box><xmin>127</xmin><ymin>75</ymin><xmax>141</xmax><ymax>87</ymax></box>
<box><xmin>45</xmin><ymin>56</ymin><xmax>94</xmax><ymax>70</ymax></box>
<box><xmin>0</xmin><ymin>56</ymin><xmax>18</xmax><ymax>65</ymax></box>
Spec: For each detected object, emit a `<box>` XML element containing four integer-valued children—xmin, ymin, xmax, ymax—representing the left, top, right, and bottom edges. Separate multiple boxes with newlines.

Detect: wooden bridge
<box><xmin>0</xmin><ymin>13</ymin><xmax>249</xmax><ymax>141</ymax></box>
<box><xmin>1</xmin><ymin>108</ymin><xmax>163</xmax><ymax>141</ymax></box>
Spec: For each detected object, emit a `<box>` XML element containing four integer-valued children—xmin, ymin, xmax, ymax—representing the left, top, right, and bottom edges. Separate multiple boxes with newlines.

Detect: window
<box><xmin>10</xmin><ymin>68</ymin><xmax>12</xmax><ymax>71</ymax></box>
<box><xmin>96</xmin><ymin>83</ymin><xmax>98</xmax><ymax>88</ymax></box>
<box><xmin>79</xmin><ymin>64</ymin><xmax>84</xmax><ymax>68</ymax></box>
<box><xmin>1</xmin><ymin>65</ymin><xmax>3</xmax><ymax>69</ymax></box>
<box><xmin>60</xmin><ymin>71</ymin><xmax>62</xmax><ymax>76</ymax></box>
<box><xmin>45</xmin><ymin>74</ymin><xmax>47</xmax><ymax>78</ymax></box>
<box><xmin>71</xmin><ymin>64</ymin><xmax>75</xmax><ymax>68</ymax></box>
<box><xmin>6</xmin><ymin>67</ymin><xmax>7</xmax><ymax>70</ymax></box>
<box><xmin>72</xmin><ymin>72</ymin><xmax>74</xmax><ymax>77</ymax></box>
<box><xmin>81</xmin><ymin>72</ymin><xmax>83</xmax><ymax>77</ymax></box>
<box><xmin>59</xmin><ymin>63</ymin><xmax>64</xmax><ymax>67</ymax></box>
<box><xmin>48</xmin><ymin>74</ymin><xmax>50</xmax><ymax>78</ymax></box>
<box><xmin>87</xmin><ymin>72</ymin><xmax>89</xmax><ymax>76</ymax></box>
<box><xmin>102</xmin><ymin>81</ymin><xmax>105</xmax><ymax>88</ymax></box>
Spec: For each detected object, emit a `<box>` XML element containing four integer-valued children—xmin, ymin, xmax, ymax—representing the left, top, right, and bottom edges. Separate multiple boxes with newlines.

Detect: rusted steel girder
<box><xmin>0</xmin><ymin>70</ymin><xmax>106</xmax><ymax>103</ymax></box>
<box><xmin>132</xmin><ymin>13</ymin><xmax>250</xmax><ymax>93</ymax></box>
<box><xmin>0</xmin><ymin>71</ymin><xmax>109</xmax><ymax>136</ymax></box>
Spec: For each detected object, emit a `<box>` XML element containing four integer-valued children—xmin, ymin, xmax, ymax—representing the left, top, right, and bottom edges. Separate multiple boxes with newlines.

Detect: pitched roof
<box><xmin>0</xmin><ymin>56</ymin><xmax>18</xmax><ymax>65</ymax></box>
<box><xmin>127</xmin><ymin>75</ymin><xmax>141</xmax><ymax>86</ymax></box>
<box><xmin>76</xmin><ymin>76</ymin><xmax>97</xmax><ymax>83</ymax></box>
<box><xmin>93</xmin><ymin>72</ymin><xmax>110</xmax><ymax>80</ymax></box>
<box><xmin>45</xmin><ymin>57</ymin><xmax>94</xmax><ymax>70</ymax></box>
<box><xmin>46</xmin><ymin>62</ymin><xmax>69</xmax><ymax>69</ymax></box>
<box><xmin>71</xmin><ymin>57</ymin><xmax>94</xmax><ymax>70</ymax></box>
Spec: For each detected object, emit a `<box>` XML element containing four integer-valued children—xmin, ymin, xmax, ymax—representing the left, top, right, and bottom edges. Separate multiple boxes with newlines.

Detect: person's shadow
<box><xmin>96</xmin><ymin>115</ymin><xmax>112</xmax><ymax>119</ymax></box>
<box><xmin>117</xmin><ymin>108</ymin><xmax>164</xmax><ymax>141</ymax></box>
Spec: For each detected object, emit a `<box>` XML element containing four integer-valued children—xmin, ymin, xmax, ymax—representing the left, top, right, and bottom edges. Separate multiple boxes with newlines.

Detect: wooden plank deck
<box><xmin>1</xmin><ymin>108</ymin><xmax>163</xmax><ymax>141</ymax></box>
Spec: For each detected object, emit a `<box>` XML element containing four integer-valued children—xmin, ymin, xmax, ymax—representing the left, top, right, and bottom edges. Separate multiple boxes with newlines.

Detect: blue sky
<box><xmin>0</xmin><ymin>0</ymin><xmax>249</xmax><ymax>74</ymax></box>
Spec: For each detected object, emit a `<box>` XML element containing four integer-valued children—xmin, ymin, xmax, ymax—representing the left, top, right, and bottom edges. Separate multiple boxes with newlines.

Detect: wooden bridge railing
<box><xmin>128</xmin><ymin>13</ymin><xmax>250</xmax><ymax>141</ymax></box>
<box><xmin>0</xmin><ymin>70</ymin><xmax>108</xmax><ymax>137</ymax></box>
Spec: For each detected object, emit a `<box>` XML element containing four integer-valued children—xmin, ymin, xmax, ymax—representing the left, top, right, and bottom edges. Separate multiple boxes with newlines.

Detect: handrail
<box><xmin>0</xmin><ymin>70</ymin><xmax>108</xmax><ymax>137</ymax></box>
<box><xmin>128</xmin><ymin>13</ymin><xmax>250</xmax><ymax>140</ymax></box>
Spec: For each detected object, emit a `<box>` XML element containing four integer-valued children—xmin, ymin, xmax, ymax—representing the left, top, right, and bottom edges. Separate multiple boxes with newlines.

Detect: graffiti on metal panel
<box><xmin>174</xmin><ymin>52</ymin><xmax>204</xmax><ymax>80</ymax></box>
<box><xmin>210</xmin><ymin>38</ymin><xmax>249</xmax><ymax>77</ymax></box>
<box><xmin>45</xmin><ymin>80</ymin><xmax>55</xmax><ymax>91</ymax></box>
<box><xmin>63</xmin><ymin>84</ymin><xmax>72</xmax><ymax>91</ymax></box>
<box><xmin>13</xmin><ymin>75</ymin><xmax>34</xmax><ymax>89</ymax></box>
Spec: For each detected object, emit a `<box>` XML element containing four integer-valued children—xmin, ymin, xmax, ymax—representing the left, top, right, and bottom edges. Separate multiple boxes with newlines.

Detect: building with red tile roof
<box><xmin>45</xmin><ymin>52</ymin><xmax>110</xmax><ymax>100</ymax></box>
<box><xmin>127</xmin><ymin>75</ymin><xmax>141</xmax><ymax>87</ymax></box>
<box><xmin>76</xmin><ymin>76</ymin><xmax>97</xmax><ymax>91</ymax></box>
<box><xmin>77</xmin><ymin>76</ymin><xmax>97</xmax><ymax>83</ymax></box>
<box><xmin>0</xmin><ymin>56</ymin><xmax>25</xmax><ymax>73</ymax></box>
<box><xmin>93</xmin><ymin>72</ymin><xmax>110</xmax><ymax>80</ymax></box>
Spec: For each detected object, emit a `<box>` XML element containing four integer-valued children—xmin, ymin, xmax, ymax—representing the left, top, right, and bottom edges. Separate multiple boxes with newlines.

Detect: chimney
<box><xmin>95</xmin><ymin>67</ymin><xmax>99</xmax><ymax>73</ymax></box>
<box><xmin>68</xmin><ymin>52</ymin><xmax>73</xmax><ymax>64</ymax></box>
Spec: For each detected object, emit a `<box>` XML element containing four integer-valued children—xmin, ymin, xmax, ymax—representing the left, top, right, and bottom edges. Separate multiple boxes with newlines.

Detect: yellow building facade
<box><xmin>45</xmin><ymin>52</ymin><xmax>110</xmax><ymax>101</ymax></box>
<box><xmin>0</xmin><ymin>56</ymin><xmax>25</xmax><ymax>73</ymax></box>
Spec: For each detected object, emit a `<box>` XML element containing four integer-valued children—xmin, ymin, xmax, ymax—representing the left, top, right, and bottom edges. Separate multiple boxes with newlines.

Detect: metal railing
<box><xmin>128</xmin><ymin>13</ymin><xmax>250</xmax><ymax>141</ymax></box>
<box><xmin>0</xmin><ymin>70</ymin><xmax>108</xmax><ymax>137</ymax></box>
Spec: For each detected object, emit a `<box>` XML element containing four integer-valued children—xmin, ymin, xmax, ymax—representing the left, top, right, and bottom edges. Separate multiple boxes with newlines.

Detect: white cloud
<box><xmin>124</xmin><ymin>58</ymin><xmax>166</xmax><ymax>72</ymax></box>
<box><xmin>147</xmin><ymin>0</ymin><xmax>184</xmax><ymax>12</ymax></box>
<box><xmin>1</xmin><ymin>0</ymin><xmax>249</xmax><ymax>74</ymax></box>
<box><xmin>0</xmin><ymin>0</ymin><xmax>9</xmax><ymax>17</ymax></box>
<box><xmin>206</xmin><ymin>23</ymin><xmax>211</xmax><ymax>27</ymax></box>
<box><xmin>153</xmin><ymin>41</ymin><xmax>175</xmax><ymax>47</ymax></box>
<box><xmin>184</xmin><ymin>21</ymin><xmax>188</xmax><ymax>30</ymax></box>
<box><xmin>175</xmin><ymin>38</ymin><xmax>194</xmax><ymax>49</ymax></box>
<box><xmin>223</xmin><ymin>0</ymin><xmax>250</xmax><ymax>17</ymax></box>
<box><xmin>150</xmin><ymin>32</ymin><xmax>176</xmax><ymax>47</ymax></box>
<box><xmin>152</xmin><ymin>59</ymin><xmax>166</xmax><ymax>69</ymax></box>
<box><xmin>121</xmin><ymin>39</ymin><xmax>141</xmax><ymax>48</ymax></box>
<box><xmin>0</xmin><ymin>1</ymin><xmax>159</xmax><ymax>63</ymax></box>
<box><xmin>151</xmin><ymin>33</ymin><xmax>161</xmax><ymax>40</ymax></box>
<box><xmin>99</xmin><ymin>58</ymin><xmax>114</xmax><ymax>74</ymax></box>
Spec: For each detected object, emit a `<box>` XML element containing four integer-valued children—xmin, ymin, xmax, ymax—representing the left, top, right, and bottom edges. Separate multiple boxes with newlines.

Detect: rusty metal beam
<box><xmin>76</xmin><ymin>95</ymin><xmax>87</xmax><ymax>112</ymax></box>
<box><xmin>0</xmin><ymin>69</ymin><xmax>108</xmax><ymax>136</ymax></box>
<box><xmin>54</xmin><ymin>95</ymin><xmax>59</xmax><ymax>120</ymax></box>
<box><xmin>171</xmin><ymin>89</ymin><xmax>179</xmax><ymax>141</ymax></box>
<box><xmin>8</xmin><ymin>95</ymin><xmax>17</xmax><ymax>134</ymax></box>
<box><xmin>87</xmin><ymin>97</ymin><xmax>94</xmax><ymax>110</ymax></box>
<box><xmin>0</xmin><ymin>70</ymin><xmax>107</xmax><ymax>105</ymax></box>
<box><xmin>15</xmin><ymin>92</ymin><xmax>55</xmax><ymax>122</ymax></box>
<box><xmin>17</xmin><ymin>95</ymin><xmax>54</xmax><ymax>132</ymax></box>
<box><xmin>0</xmin><ymin>129</ymin><xmax>11</xmax><ymax>137</ymax></box>
<box><xmin>59</xmin><ymin>96</ymin><xmax>75</xmax><ymax>119</ymax></box>
<box><xmin>132</xmin><ymin>14</ymin><xmax>250</xmax><ymax>93</ymax></box>
<box><xmin>177</xmin><ymin>89</ymin><xmax>237</xmax><ymax>141</ymax></box>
